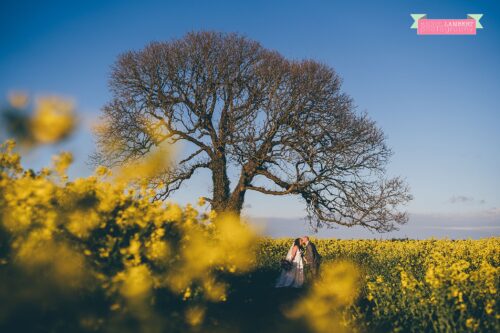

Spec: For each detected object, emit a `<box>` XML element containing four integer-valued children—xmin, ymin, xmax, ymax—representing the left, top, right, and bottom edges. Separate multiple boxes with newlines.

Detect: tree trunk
<box><xmin>210</xmin><ymin>155</ymin><xmax>231</xmax><ymax>213</ymax></box>
<box><xmin>226</xmin><ymin>186</ymin><xmax>246</xmax><ymax>215</ymax></box>
<box><xmin>224</xmin><ymin>164</ymin><xmax>255</xmax><ymax>216</ymax></box>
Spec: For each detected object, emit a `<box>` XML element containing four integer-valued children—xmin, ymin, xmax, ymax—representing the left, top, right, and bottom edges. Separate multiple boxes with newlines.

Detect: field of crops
<box><xmin>258</xmin><ymin>238</ymin><xmax>500</xmax><ymax>332</ymax></box>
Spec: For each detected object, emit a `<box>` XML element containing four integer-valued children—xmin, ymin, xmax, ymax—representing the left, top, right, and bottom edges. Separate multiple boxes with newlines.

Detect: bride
<box><xmin>275</xmin><ymin>238</ymin><xmax>304</xmax><ymax>288</ymax></box>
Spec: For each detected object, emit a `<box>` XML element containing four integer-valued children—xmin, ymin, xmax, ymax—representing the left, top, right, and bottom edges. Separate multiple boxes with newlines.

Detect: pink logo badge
<box><xmin>411</xmin><ymin>14</ymin><xmax>483</xmax><ymax>35</ymax></box>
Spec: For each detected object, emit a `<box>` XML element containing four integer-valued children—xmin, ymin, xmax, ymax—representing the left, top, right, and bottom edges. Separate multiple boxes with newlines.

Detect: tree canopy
<box><xmin>93</xmin><ymin>31</ymin><xmax>412</xmax><ymax>232</ymax></box>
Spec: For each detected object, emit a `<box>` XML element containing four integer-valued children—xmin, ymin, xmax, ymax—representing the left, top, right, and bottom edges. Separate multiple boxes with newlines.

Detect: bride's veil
<box><xmin>285</xmin><ymin>243</ymin><xmax>295</xmax><ymax>261</ymax></box>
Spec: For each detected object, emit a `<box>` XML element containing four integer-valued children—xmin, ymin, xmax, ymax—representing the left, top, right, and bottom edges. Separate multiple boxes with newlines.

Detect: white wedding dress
<box><xmin>275</xmin><ymin>243</ymin><xmax>304</xmax><ymax>288</ymax></box>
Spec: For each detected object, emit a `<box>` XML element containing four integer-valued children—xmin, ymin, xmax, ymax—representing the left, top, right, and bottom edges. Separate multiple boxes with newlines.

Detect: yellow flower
<box><xmin>52</xmin><ymin>151</ymin><xmax>73</xmax><ymax>177</ymax></box>
<box><xmin>8</xmin><ymin>91</ymin><xmax>29</xmax><ymax>109</ymax></box>
<box><xmin>465</xmin><ymin>318</ymin><xmax>479</xmax><ymax>331</ymax></box>
<box><xmin>285</xmin><ymin>261</ymin><xmax>360</xmax><ymax>333</ymax></box>
<box><xmin>197</xmin><ymin>196</ymin><xmax>206</xmax><ymax>206</ymax></box>
<box><xmin>165</xmin><ymin>203</ymin><xmax>183</xmax><ymax>221</ymax></box>
<box><xmin>116</xmin><ymin>264</ymin><xmax>153</xmax><ymax>301</ymax></box>
<box><xmin>30</xmin><ymin>96</ymin><xmax>76</xmax><ymax>143</ymax></box>
<box><xmin>94</xmin><ymin>165</ymin><xmax>110</xmax><ymax>177</ymax></box>
<box><xmin>208</xmin><ymin>209</ymin><xmax>217</xmax><ymax>220</ymax></box>
<box><xmin>185</xmin><ymin>305</ymin><xmax>205</xmax><ymax>327</ymax></box>
<box><xmin>182</xmin><ymin>287</ymin><xmax>192</xmax><ymax>300</ymax></box>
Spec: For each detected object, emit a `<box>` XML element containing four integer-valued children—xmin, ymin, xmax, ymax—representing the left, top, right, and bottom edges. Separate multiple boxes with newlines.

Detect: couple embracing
<box><xmin>275</xmin><ymin>236</ymin><xmax>321</xmax><ymax>288</ymax></box>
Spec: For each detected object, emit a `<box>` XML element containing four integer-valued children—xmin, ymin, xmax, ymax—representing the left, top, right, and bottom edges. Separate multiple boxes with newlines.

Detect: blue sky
<box><xmin>1</xmin><ymin>0</ymin><xmax>499</xmax><ymax>238</ymax></box>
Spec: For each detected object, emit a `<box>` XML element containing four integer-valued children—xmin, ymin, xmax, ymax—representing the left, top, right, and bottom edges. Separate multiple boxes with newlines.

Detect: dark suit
<box><xmin>304</xmin><ymin>241</ymin><xmax>321</xmax><ymax>277</ymax></box>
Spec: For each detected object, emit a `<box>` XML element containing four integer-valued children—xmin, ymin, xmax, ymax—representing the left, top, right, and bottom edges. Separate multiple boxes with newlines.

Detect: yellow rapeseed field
<box><xmin>258</xmin><ymin>238</ymin><xmax>499</xmax><ymax>332</ymax></box>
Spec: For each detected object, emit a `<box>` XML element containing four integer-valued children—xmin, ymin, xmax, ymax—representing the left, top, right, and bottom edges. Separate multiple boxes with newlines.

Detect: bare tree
<box><xmin>92</xmin><ymin>31</ymin><xmax>412</xmax><ymax>232</ymax></box>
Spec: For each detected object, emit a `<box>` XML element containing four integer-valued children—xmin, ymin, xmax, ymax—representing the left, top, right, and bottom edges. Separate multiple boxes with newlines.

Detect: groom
<box><xmin>301</xmin><ymin>236</ymin><xmax>321</xmax><ymax>279</ymax></box>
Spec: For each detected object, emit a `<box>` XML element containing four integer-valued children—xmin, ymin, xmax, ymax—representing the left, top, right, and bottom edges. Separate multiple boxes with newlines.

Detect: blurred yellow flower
<box><xmin>185</xmin><ymin>305</ymin><xmax>206</xmax><ymax>327</ymax></box>
<box><xmin>116</xmin><ymin>147</ymin><xmax>172</xmax><ymax>186</ymax></box>
<box><xmin>197</xmin><ymin>196</ymin><xmax>206</xmax><ymax>206</ymax></box>
<box><xmin>52</xmin><ymin>151</ymin><xmax>73</xmax><ymax>177</ymax></box>
<box><xmin>286</xmin><ymin>261</ymin><xmax>360</xmax><ymax>333</ymax></box>
<box><xmin>94</xmin><ymin>165</ymin><xmax>111</xmax><ymax>177</ymax></box>
<box><xmin>30</xmin><ymin>96</ymin><xmax>76</xmax><ymax>143</ymax></box>
<box><xmin>8</xmin><ymin>91</ymin><xmax>29</xmax><ymax>109</ymax></box>
<box><xmin>116</xmin><ymin>264</ymin><xmax>153</xmax><ymax>302</ymax></box>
